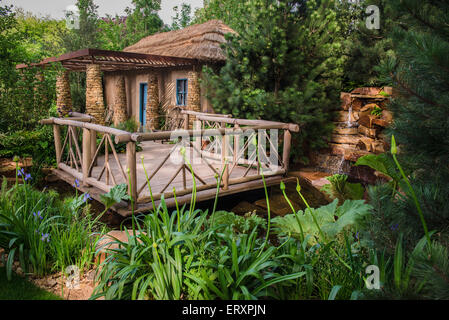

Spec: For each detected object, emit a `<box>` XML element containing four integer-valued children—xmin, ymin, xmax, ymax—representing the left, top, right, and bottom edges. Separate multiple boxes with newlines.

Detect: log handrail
<box><xmin>42</xmin><ymin>112</ymin><xmax>297</xmax><ymax>210</ymax></box>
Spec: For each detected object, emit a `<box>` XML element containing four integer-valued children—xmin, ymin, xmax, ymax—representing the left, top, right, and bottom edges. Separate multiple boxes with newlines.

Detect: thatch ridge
<box><xmin>124</xmin><ymin>20</ymin><xmax>236</xmax><ymax>62</ymax></box>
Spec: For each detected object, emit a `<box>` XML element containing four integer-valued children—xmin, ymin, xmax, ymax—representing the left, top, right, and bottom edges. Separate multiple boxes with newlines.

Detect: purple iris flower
<box><xmin>25</xmin><ymin>173</ymin><xmax>32</xmax><ymax>181</ymax></box>
<box><xmin>33</xmin><ymin>211</ymin><xmax>43</xmax><ymax>220</ymax></box>
<box><xmin>391</xmin><ymin>224</ymin><xmax>399</xmax><ymax>231</ymax></box>
<box><xmin>41</xmin><ymin>233</ymin><xmax>50</xmax><ymax>242</ymax></box>
<box><xmin>83</xmin><ymin>193</ymin><xmax>92</xmax><ymax>203</ymax></box>
<box><xmin>73</xmin><ymin>179</ymin><xmax>80</xmax><ymax>188</ymax></box>
<box><xmin>18</xmin><ymin>168</ymin><xmax>25</xmax><ymax>177</ymax></box>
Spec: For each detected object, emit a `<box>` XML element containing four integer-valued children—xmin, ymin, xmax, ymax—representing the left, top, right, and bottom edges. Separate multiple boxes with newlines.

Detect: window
<box><xmin>176</xmin><ymin>79</ymin><xmax>188</xmax><ymax>106</ymax></box>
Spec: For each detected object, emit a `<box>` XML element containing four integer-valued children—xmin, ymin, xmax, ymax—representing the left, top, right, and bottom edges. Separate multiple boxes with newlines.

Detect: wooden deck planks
<box><xmin>53</xmin><ymin>140</ymin><xmax>291</xmax><ymax>216</ymax></box>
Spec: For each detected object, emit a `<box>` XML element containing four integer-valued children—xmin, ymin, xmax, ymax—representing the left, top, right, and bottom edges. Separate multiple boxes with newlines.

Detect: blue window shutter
<box><xmin>176</xmin><ymin>79</ymin><xmax>188</xmax><ymax>106</ymax></box>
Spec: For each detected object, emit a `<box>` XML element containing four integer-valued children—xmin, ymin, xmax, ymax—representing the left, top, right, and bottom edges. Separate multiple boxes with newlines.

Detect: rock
<box><xmin>344</xmin><ymin>149</ymin><xmax>371</xmax><ymax>162</ymax></box>
<box><xmin>357</xmin><ymin>137</ymin><xmax>377</xmax><ymax>152</ymax></box>
<box><xmin>333</xmin><ymin>126</ymin><xmax>358</xmax><ymax>135</ymax></box>
<box><xmin>381</xmin><ymin>86</ymin><xmax>393</xmax><ymax>96</ymax></box>
<box><xmin>331</xmin><ymin>134</ymin><xmax>360</xmax><ymax>145</ymax></box>
<box><xmin>329</xmin><ymin>143</ymin><xmax>356</xmax><ymax>156</ymax></box>
<box><xmin>351</xmin><ymin>98</ymin><xmax>363</xmax><ymax>111</ymax></box>
<box><xmin>360</xmin><ymin>103</ymin><xmax>380</xmax><ymax>114</ymax></box>
<box><xmin>381</xmin><ymin>110</ymin><xmax>393</xmax><ymax>124</ymax></box>
<box><xmin>341</xmin><ymin>92</ymin><xmax>352</xmax><ymax>110</ymax></box>
<box><xmin>373</xmin><ymin>118</ymin><xmax>390</xmax><ymax>128</ymax></box>
<box><xmin>336</xmin><ymin>110</ymin><xmax>359</xmax><ymax>123</ymax></box>
<box><xmin>351</xmin><ymin>87</ymin><xmax>382</xmax><ymax>95</ymax></box>
<box><xmin>358</xmin><ymin>125</ymin><xmax>377</xmax><ymax>138</ymax></box>
<box><xmin>231</xmin><ymin>201</ymin><xmax>266</xmax><ymax>216</ymax></box>
<box><xmin>372</xmin><ymin>140</ymin><xmax>387</xmax><ymax>153</ymax></box>
<box><xmin>254</xmin><ymin>194</ymin><xmax>302</xmax><ymax>217</ymax></box>
<box><xmin>358</xmin><ymin>114</ymin><xmax>378</xmax><ymax>128</ymax></box>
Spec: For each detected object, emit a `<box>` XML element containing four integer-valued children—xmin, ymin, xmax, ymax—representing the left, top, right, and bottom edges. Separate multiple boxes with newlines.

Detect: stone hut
<box><xmin>17</xmin><ymin>20</ymin><xmax>236</xmax><ymax>130</ymax></box>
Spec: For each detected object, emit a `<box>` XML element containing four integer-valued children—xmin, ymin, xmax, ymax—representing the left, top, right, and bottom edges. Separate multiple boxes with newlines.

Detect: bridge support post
<box><xmin>282</xmin><ymin>130</ymin><xmax>292</xmax><ymax>174</ymax></box>
<box><xmin>82</xmin><ymin>128</ymin><xmax>91</xmax><ymax>187</ymax></box>
<box><xmin>127</xmin><ymin>141</ymin><xmax>137</xmax><ymax>210</ymax></box>
<box><xmin>53</xmin><ymin>124</ymin><xmax>62</xmax><ymax>165</ymax></box>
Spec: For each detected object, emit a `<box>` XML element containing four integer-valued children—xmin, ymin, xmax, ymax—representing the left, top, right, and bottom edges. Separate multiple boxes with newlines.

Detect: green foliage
<box><xmin>377</xmin><ymin>0</ymin><xmax>449</xmax><ymax>180</ymax></box>
<box><xmin>100</xmin><ymin>184</ymin><xmax>130</xmax><ymax>209</ymax></box>
<box><xmin>98</xmin><ymin>0</ymin><xmax>164</xmax><ymax>51</ymax></box>
<box><xmin>202</xmin><ymin>0</ymin><xmax>345</xmax><ymax>163</ymax></box>
<box><xmin>0</xmin><ymin>267</ymin><xmax>62</xmax><ymax>300</ymax></box>
<box><xmin>370</xmin><ymin>106</ymin><xmax>383</xmax><ymax>117</ymax></box>
<box><xmin>0</xmin><ymin>177</ymin><xmax>107</xmax><ymax>278</ymax></box>
<box><xmin>93</xmin><ymin>202</ymin><xmax>304</xmax><ymax>300</ymax></box>
<box><xmin>320</xmin><ymin>174</ymin><xmax>365</xmax><ymax>203</ymax></box>
<box><xmin>339</xmin><ymin>0</ymin><xmax>395</xmax><ymax>90</ymax></box>
<box><xmin>273</xmin><ymin>199</ymin><xmax>372</xmax><ymax>243</ymax></box>
<box><xmin>355</xmin><ymin>153</ymin><xmax>402</xmax><ymax>184</ymax></box>
<box><xmin>171</xmin><ymin>3</ymin><xmax>192</xmax><ymax>30</ymax></box>
<box><xmin>208</xmin><ymin>210</ymin><xmax>266</xmax><ymax>234</ymax></box>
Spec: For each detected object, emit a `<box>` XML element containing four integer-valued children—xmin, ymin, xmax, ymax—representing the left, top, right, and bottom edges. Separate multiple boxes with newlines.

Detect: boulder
<box><xmin>333</xmin><ymin>126</ymin><xmax>359</xmax><ymax>135</ymax></box>
<box><xmin>331</xmin><ymin>134</ymin><xmax>360</xmax><ymax>145</ymax></box>
<box><xmin>351</xmin><ymin>87</ymin><xmax>382</xmax><ymax>95</ymax></box>
<box><xmin>358</xmin><ymin>114</ymin><xmax>378</xmax><ymax>128</ymax></box>
<box><xmin>358</xmin><ymin>125</ymin><xmax>377</xmax><ymax>138</ymax></box>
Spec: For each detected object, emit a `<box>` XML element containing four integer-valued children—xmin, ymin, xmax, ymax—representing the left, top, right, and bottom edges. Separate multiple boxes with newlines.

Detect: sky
<box><xmin>4</xmin><ymin>0</ymin><xmax>204</xmax><ymax>24</ymax></box>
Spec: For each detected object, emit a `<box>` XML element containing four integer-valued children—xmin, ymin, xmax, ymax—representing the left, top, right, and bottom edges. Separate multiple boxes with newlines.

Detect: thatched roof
<box><xmin>124</xmin><ymin>20</ymin><xmax>236</xmax><ymax>62</ymax></box>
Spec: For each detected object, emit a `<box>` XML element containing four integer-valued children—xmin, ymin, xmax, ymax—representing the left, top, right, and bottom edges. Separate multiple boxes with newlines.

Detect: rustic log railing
<box><xmin>41</xmin><ymin>112</ymin><xmax>299</xmax><ymax>212</ymax></box>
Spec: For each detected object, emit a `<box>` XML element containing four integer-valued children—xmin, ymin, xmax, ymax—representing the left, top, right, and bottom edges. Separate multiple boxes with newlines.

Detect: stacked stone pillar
<box><xmin>56</xmin><ymin>70</ymin><xmax>72</xmax><ymax>117</ymax></box>
<box><xmin>146</xmin><ymin>73</ymin><xmax>160</xmax><ymax>130</ymax></box>
<box><xmin>187</xmin><ymin>71</ymin><xmax>201</xmax><ymax>128</ymax></box>
<box><xmin>86</xmin><ymin>64</ymin><xmax>106</xmax><ymax>125</ymax></box>
<box><xmin>113</xmin><ymin>75</ymin><xmax>127</xmax><ymax>126</ymax></box>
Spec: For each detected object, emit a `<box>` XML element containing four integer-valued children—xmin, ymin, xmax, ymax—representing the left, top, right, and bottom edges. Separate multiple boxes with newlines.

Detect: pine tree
<box><xmin>203</xmin><ymin>0</ymin><xmax>345</xmax><ymax>163</ymax></box>
<box><xmin>339</xmin><ymin>0</ymin><xmax>395</xmax><ymax>90</ymax></box>
<box><xmin>381</xmin><ymin>0</ymin><xmax>449</xmax><ymax>180</ymax></box>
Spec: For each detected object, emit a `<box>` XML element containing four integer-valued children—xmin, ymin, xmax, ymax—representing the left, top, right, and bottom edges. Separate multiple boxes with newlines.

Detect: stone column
<box><xmin>56</xmin><ymin>70</ymin><xmax>72</xmax><ymax>117</ymax></box>
<box><xmin>113</xmin><ymin>75</ymin><xmax>127</xmax><ymax>126</ymax></box>
<box><xmin>146</xmin><ymin>73</ymin><xmax>160</xmax><ymax>130</ymax></box>
<box><xmin>86</xmin><ymin>64</ymin><xmax>106</xmax><ymax>125</ymax></box>
<box><xmin>187</xmin><ymin>70</ymin><xmax>201</xmax><ymax>128</ymax></box>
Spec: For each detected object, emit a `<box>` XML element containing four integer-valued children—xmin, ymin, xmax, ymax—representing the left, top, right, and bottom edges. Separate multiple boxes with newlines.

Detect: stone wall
<box><xmin>312</xmin><ymin>87</ymin><xmax>394</xmax><ymax>175</ymax></box>
<box><xmin>56</xmin><ymin>70</ymin><xmax>72</xmax><ymax>117</ymax></box>
<box><xmin>113</xmin><ymin>75</ymin><xmax>127</xmax><ymax>126</ymax></box>
<box><xmin>146</xmin><ymin>73</ymin><xmax>160</xmax><ymax>130</ymax></box>
<box><xmin>187</xmin><ymin>71</ymin><xmax>201</xmax><ymax>128</ymax></box>
<box><xmin>85</xmin><ymin>64</ymin><xmax>106</xmax><ymax>125</ymax></box>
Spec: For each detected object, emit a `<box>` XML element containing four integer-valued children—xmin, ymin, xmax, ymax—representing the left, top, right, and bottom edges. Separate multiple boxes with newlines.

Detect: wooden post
<box><xmin>183</xmin><ymin>113</ymin><xmax>189</xmax><ymax>130</ymax></box>
<box><xmin>193</xmin><ymin>119</ymin><xmax>201</xmax><ymax>159</ymax></box>
<box><xmin>282</xmin><ymin>130</ymin><xmax>292</xmax><ymax>173</ymax></box>
<box><xmin>90</xmin><ymin>130</ymin><xmax>97</xmax><ymax>166</ymax></box>
<box><xmin>233</xmin><ymin>124</ymin><xmax>240</xmax><ymax>165</ymax></box>
<box><xmin>221</xmin><ymin>124</ymin><xmax>229</xmax><ymax>190</ymax></box>
<box><xmin>82</xmin><ymin>128</ymin><xmax>91</xmax><ymax>187</ymax></box>
<box><xmin>126</xmin><ymin>141</ymin><xmax>137</xmax><ymax>209</ymax></box>
<box><xmin>53</xmin><ymin>125</ymin><xmax>62</xmax><ymax>164</ymax></box>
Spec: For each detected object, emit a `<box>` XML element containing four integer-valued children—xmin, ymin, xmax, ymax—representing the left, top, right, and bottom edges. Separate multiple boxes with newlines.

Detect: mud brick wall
<box><xmin>86</xmin><ymin>64</ymin><xmax>106</xmax><ymax>125</ymax></box>
<box><xmin>56</xmin><ymin>70</ymin><xmax>72</xmax><ymax>117</ymax></box>
<box><xmin>113</xmin><ymin>75</ymin><xmax>127</xmax><ymax>126</ymax></box>
<box><xmin>146</xmin><ymin>73</ymin><xmax>160</xmax><ymax>130</ymax></box>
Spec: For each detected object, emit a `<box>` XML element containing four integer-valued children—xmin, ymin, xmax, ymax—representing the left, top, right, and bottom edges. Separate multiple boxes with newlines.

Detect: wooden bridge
<box><xmin>41</xmin><ymin>111</ymin><xmax>300</xmax><ymax>216</ymax></box>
